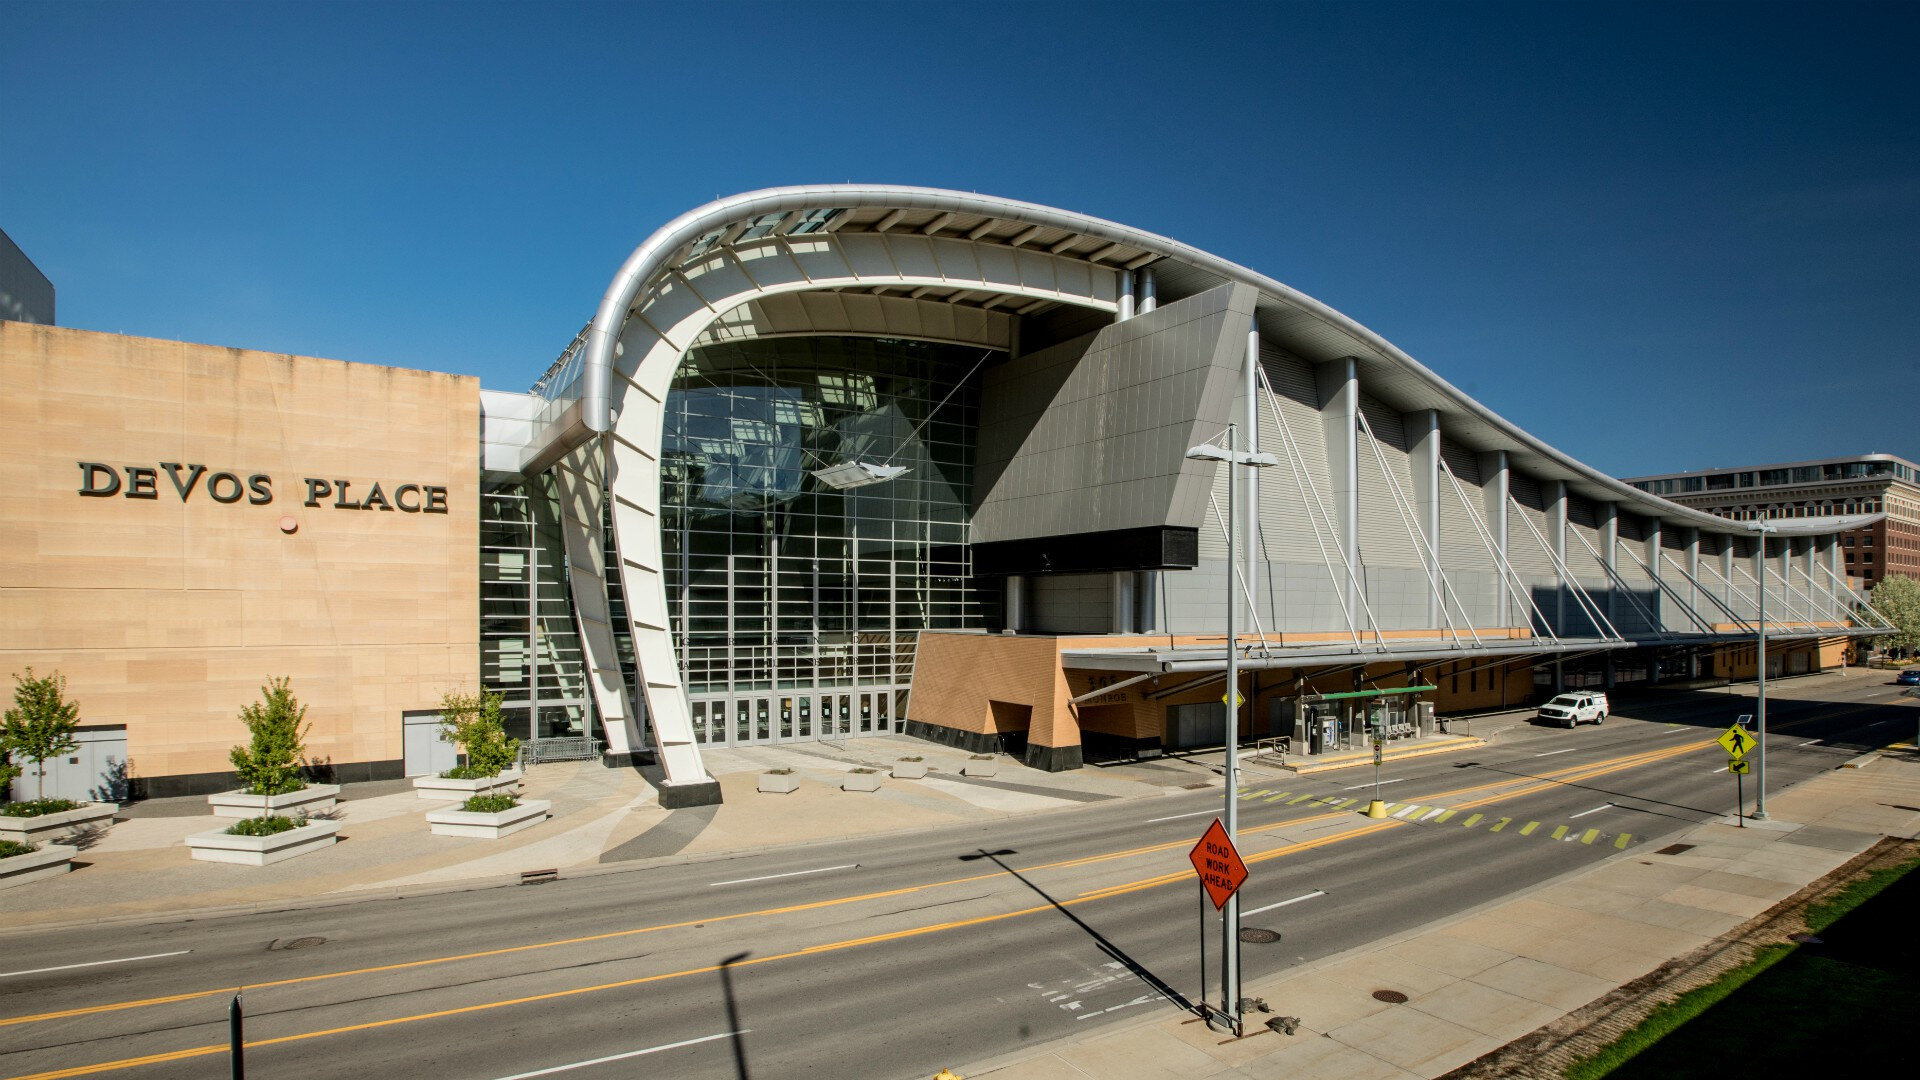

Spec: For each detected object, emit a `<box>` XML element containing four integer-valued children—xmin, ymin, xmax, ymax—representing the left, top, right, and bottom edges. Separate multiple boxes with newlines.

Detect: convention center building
<box><xmin>0</xmin><ymin>187</ymin><xmax>1890</xmax><ymax>805</ymax></box>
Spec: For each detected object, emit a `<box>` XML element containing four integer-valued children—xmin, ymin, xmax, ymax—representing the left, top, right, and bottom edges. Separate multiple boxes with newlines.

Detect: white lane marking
<box><xmin>1657</xmin><ymin>726</ymin><xmax>1688</xmax><ymax>735</ymax></box>
<box><xmin>491</xmin><ymin>1032</ymin><xmax>744</xmax><ymax>1079</ymax></box>
<box><xmin>1342</xmin><ymin>778</ymin><xmax>1406</xmax><ymax>791</ymax></box>
<box><xmin>1392</xmin><ymin>805</ymin><xmax>1419</xmax><ymax>819</ymax></box>
<box><xmin>1569</xmin><ymin>805</ymin><xmax>1610</xmax><ymax>819</ymax></box>
<box><xmin>1243</xmin><ymin>890</ymin><xmax>1327</xmax><ymax>916</ymax></box>
<box><xmin>1147</xmin><ymin>808</ymin><xmax>1226</xmax><ymax>823</ymax></box>
<box><xmin>0</xmin><ymin>950</ymin><xmax>191</xmax><ymax>979</ymax></box>
<box><xmin>1535</xmin><ymin>748</ymin><xmax>1577</xmax><ymax>757</ymax></box>
<box><xmin>1418</xmin><ymin>807</ymin><xmax>1446</xmax><ymax>822</ymax></box>
<box><xmin>1075</xmin><ymin>993</ymin><xmax>1158</xmax><ymax>1020</ymax></box>
<box><xmin>1712</xmin><ymin>766</ymin><xmax>1728</xmax><ymax>774</ymax></box>
<box><xmin>708</xmin><ymin>863</ymin><xmax>857</xmax><ymax>887</ymax></box>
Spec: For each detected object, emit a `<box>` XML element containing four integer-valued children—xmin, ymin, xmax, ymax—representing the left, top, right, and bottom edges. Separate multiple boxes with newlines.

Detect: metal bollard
<box><xmin>229</xmin><ymin>991</ymin><xmax>245</xmax><ymax>1079</ymax></box>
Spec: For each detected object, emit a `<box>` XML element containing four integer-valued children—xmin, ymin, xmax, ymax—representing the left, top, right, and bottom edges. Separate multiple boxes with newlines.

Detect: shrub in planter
<box><xmin>892</xmin><ymin>757</ymin><xmax>929</xmax><ymax>779</ymax></box>
<box><xmin>427</xmin><ymin>793</ymin><xmax>549</xmax><ymax>838</ymax></box>
<box><xmin>0</xmin><ymin>794</ymin><xmax>118</xmax><ymax>846</ymax></box>
<box><xmin>843</xmin><ymin>767</ymin><xmax>883</xmax><ymax>792</ymax></box>
<box><xmin>188</xmin><ymin>811</ymin><xmax>339</xmax><ymax>865</ymax></box>
<box><xmin>0</xmin><ymin>836</ymin><xmax>78</xmax><ymax>888</ymax></box>
<box><xmin>437</xmin><ymin>690</ymin><xmax>520</xmax><ymax>778</ymax></box>
<box><xmin>224</xmin><ymin>814</ymin><xmax>302</xmax><ymax>837</ymax></box>
<box><xmin>210</xmin><ymin>679</ymin><xmax>339</xmax><ymax>818</ymax></box>
<box><xmin>1</xmin><ymin>668</ymin><xmax>81</xmax><ymax>802</ymax></box>
<box><xmin>0</xmin><ymin>798</ymin><xmax>82</xmax><ymax>817</ymax></box>
<box><xmin>758</xmin><ymin>767</ymin><xmax>799</xmax><ymax>794</ymax></box>
<box><xmin>230</xmin><ymin>677</ymin><xmax>311</xmax><ymax>797</ymax></box>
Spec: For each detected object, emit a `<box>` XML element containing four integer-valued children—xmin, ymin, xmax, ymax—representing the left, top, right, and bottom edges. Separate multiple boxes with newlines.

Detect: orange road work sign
<box><xmin>1188</xmin><ymin>818</ymin><xmax>1249</xmax><ymax>910</ymax></box>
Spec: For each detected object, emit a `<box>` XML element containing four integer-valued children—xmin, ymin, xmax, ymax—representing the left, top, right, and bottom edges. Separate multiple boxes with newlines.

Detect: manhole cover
<box><xmin>270</xmin><ymin>936</ymin><xmax>326</xmax><ymax>951</ymax></box>
<box><xmin>1239</xmin><ymin>927</ymin><xmax>1282</xmax><ymax>944</ymax></box>
<box><xmin>1656</xmin><ymin>843</ymin><xmax>1695</xmax><ymax>856</ymax></box>
<box><xmin>1371</xmin><ymin>990</ymin><xmax>1409</xmax><ymax>1004</ymax></box>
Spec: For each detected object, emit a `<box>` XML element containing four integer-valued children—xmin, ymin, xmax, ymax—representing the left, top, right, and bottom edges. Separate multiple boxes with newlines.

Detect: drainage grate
<box><xmin>1183</xmin><ymin>782</ymin><xmax>1214</xmax><ymax>790</ymax></box>
<box><xmin>521</xmin><ymin>868</ymin><xmax>559</xmax><ymax>885</ymax></box>
<box><xmin>269</xmin><ymin>936</ymin><xmax>326</xmax><ymax>951</ymax></box>
<box><xmin>1655</xmin><ymin>843</ymin><xmax>1696</xmax><ymax>856</ymax></box>
<box><xmin>1371</xmin><ymin>990</ymin><xmax>1409</xmax><ymax>1004</ymax></box>
<box><xmin>1238</xmin><ymin>927</ymin><xmax>1282</xmax><ymax>944</ymax></box>
<box><xmin>1789</xmin><ymin>933</ymin><xmax>1825</xmax><ymax>944</ymax></box>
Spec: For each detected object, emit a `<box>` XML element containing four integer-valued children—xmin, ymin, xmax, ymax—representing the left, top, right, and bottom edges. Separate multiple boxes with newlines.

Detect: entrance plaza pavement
<box><xmin>956</xmin><ymin>748</ymin><xmax>1920</xmax><ymax>1080</ymax></box>
<box><xmin>0</xmin><ymin>733</ymin><xmax>1238</xmax><ymax>929</ymax></box>
<box><xmin>1</xmin><ymin>703</ymin><xmax>1566</xmax><ymax>930</ymax></box>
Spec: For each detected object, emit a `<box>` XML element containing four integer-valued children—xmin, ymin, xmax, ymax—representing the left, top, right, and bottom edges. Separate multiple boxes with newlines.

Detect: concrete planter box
<box><xmin>962</xmin><ymin>758</ymin><xmax>998</xmax><ymax>778</ymax></box>
<box><xmin>758</xmin><ymin>774</ymin><xmax>799</xmax><ymax>794</ymax></box>
<box><xmin>208</xmin><ymin>784</ymin><xmax>339</xmax><ymax>819</ymax></box>
<box><xmin>412</xmin><ymin>768</ymin><xmax>523</xmax><ymax>801</ymax></box>
<box><xmin>186</xmin><ymin>819</ymin><xmax>341</xmax><ymax>866</ymax></box>
<box><xmin>0</xmin><ymin>844</ymin><xmax>78</xmax><ymax>889</ymax></box>
<box><xmin>891</xmin><ymin>762</ymin><xmax>929</xmax><ymax>780</ymax></box>
<box><xmin>426</xmin><ymin>798</ymin><xmax>550</xmax><ymax>839</ymax></box>
<box><xmin>0</xmin><ymin>802</ymin><xmax>118</xmax><ymax>846</ymax></box>
<box><xmin>842</xmin><ymin>772</ymin><xmax>883</xmax><ymax>792</ymax></box>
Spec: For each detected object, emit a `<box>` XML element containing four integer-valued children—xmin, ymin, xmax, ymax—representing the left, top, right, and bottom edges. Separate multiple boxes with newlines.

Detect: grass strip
<box><xmin>1565</xmin><ymin>853</ymin><xmax>1920</xmax><ymax>1079</ymax></box>
<box><xmin>1562</xmin><ymin>943</ymin><xmax>1794</xmax><ymax>1080</ymax></box>
<box><xmin>1803</xmin><ymin>854</ymin><xmax>1920</xmax><ymax>931</ymax></box>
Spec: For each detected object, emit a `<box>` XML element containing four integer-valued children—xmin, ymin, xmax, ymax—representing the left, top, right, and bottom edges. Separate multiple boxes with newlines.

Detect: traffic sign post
<box><xmin>1719</xmin><ymin>722</ymin><xmax>1757</xmax><ymax>828</ymax></box>
<box><xmin>1188</xmin><ymin>819</ymin><xmax>1248</xmax><ymax>910</ymax></box>
<box><xmin>1717</xmin><ymin>723</ymin><xmax>1757</xmax><ymax>759</ymax></box>
<box><xmin>1188</xmin><ymin>819</ymin><xmax>1249</xmax><ymax>1032</ymax></box>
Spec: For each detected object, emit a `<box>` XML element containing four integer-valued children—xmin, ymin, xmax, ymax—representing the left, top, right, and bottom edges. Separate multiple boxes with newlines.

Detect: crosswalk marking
<box><xmin>1233</xmin><ymin>787</ymin><xmax>1637</xmax><ymax>851</ymax></box>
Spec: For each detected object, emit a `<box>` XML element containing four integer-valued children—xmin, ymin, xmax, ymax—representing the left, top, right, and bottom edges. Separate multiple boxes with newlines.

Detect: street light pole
<box><xmin>1222</xmin><ymin>421</ymin><xmax>1241</xmax><ymax>1034</ymax></box>
<box><xmin>1750</xmin><ymin>523</ymin><xmax>1772</xmax><ymax>821</ymax></box>
<box><xmin>1185</xmin><ymin>429</ymin><xmax>1278</xmax><ymax>1037</ymax></box>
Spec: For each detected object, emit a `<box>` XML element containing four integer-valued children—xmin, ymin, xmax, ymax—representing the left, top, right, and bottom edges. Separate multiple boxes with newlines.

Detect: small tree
<box><xmin>1869</xmin><ymin>575</ymin><xmax>1920</xmax><ymax>657</ymax></box>
<box><xmin>229</xmin><ymin>677</ymin><xmax>311</xmax><ymax>796</ymax></box>
<box><xmin>437</xmin><ymin>689</ymin><xmax>519</xmax><ymax>777</ymax></box>
<box><xmin>1</xmin><ymin>669</ymin><xmax>82</xmax><ymax>802</ymax></box>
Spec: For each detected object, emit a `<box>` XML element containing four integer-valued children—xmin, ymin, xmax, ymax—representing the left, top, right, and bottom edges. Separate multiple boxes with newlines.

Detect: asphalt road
<box><xmin>2</xmin><ymin>673</ymin><xmax>1912</xmax><ymax>1080</ymax></box>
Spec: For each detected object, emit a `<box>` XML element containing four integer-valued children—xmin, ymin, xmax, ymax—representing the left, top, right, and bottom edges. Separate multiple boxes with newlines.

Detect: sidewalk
<box><xmin>955</xmin><ymin>751</ymin><xmax>1920</xmax><ymax>1080</ymax></box>
<box><xmin>0</xmin><ymin>734</ymin><xmax>1222</xmax><ymax>930</ymax></box>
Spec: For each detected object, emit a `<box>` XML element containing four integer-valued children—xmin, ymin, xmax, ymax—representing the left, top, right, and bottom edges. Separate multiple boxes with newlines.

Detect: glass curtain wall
<box><xmin>480</xmin><ymin>477</ymin><xmax>595</xmax><ymax>743</ymax></box>
<box><xmin>662</xmin><ymin>336</ymin><xmax>1000</xmax><ymax>745</ymax></box>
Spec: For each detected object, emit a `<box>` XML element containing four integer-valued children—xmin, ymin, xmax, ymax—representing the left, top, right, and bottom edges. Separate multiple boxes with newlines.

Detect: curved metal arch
<box><xmin>583</xmin><ymin>184</ymin><xmax>1852</xmax><ymax>539</ymax></box>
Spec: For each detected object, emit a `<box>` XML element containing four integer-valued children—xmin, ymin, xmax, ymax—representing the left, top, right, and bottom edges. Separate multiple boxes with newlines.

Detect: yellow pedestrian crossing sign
<box><xmin>1717</xmin><ymin>725</ymin><xmax>1757</xmax><ymax>758</ymax></box>
<box><xmin>1729</xmin><ymin>759</ymin><xmax>1751</xmax><ymax>775</ymax></box>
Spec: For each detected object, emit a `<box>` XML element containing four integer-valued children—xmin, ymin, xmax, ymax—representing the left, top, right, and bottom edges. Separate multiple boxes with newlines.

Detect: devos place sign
<box><xmin>76</xmin><ymin>461</ymin><xmax>450</xmax><ymax>513</ymax></box>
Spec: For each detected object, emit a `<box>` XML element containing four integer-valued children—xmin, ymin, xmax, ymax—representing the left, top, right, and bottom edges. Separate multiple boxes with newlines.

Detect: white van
<box><xmin>1537</xmin><ymin>692</ymin><xmax>1609</xmax><ymax>728</ymax></box>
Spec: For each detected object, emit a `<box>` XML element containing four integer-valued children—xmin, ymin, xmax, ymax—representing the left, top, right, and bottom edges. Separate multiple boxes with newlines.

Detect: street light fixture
<box><xmin>1184</xmin><ymin>423</ymin><xmax>1278</xmax><ymax>1034</ymax></box>
<box><xmin>1746</xmin><ymin>520</ymin><xmax>1776</xmax><ymax>820</ymax></box>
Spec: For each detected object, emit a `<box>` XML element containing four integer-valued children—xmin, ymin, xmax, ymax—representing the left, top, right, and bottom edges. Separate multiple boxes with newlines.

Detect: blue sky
<box><xmin>5</xmin><ymin>0</ymin><xmax>1915</xmax><ymax>477</ymax></box>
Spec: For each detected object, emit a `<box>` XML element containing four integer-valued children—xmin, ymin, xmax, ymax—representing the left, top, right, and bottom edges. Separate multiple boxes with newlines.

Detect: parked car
<box><xmin>1537</xmin><ymin>692</ymin><xmax>1609</xmax><ymax>728</ymax></box>
<box><xmin>1897</xmin><ymin>670</ymin><xmax>1920</xmax><ymax>686</ymax></box>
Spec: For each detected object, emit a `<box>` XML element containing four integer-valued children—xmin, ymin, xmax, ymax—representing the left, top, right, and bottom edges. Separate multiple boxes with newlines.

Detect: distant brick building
<box><xmin>1625</xmin><ymin>455</ymin><xmax>1920</xmax><ymax>588</ymax></box>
